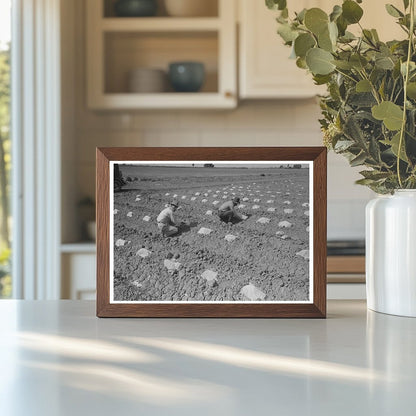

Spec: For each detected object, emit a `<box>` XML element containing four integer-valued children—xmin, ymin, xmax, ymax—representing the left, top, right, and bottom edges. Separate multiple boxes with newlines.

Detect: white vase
<box><xmin>366</xmin><ymin>190</ymin><xmax>416</xmax><ymax>317</ymax></box>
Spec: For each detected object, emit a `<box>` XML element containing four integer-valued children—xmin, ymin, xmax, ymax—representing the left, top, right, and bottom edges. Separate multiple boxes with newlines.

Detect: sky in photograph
<box><xmin>0</xmin><ymin>0</ymin><xmax>11</xmax><ymax>50</ymax></box>
<box><xmin>119</xmin><ymin>162</ymin><xmax>309</xmax><ymax>169</ymax></box>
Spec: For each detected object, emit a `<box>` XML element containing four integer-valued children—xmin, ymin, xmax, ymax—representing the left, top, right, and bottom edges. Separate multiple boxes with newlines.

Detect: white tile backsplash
<box><xmin>328</xmin><ymin>152</ymin><xmax>375</xmax><ymax>200</ymax></box>
<box><xmin>328</xmin><ymin>199</ymin><xmax>369</xmax><ymax>240</ymax></box>
<box><xmin>142</xmin><ymin>130</ymin><xmax>200</xmax><ymax>147</ymax></box>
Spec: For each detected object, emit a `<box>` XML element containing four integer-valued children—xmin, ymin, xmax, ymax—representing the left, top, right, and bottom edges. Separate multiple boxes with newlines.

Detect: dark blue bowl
<box><xmin>168</xmin><ymin>62</ymin><xmax>205</xmax><ymax>93</ymax></box>
<box><xmin>114</xmin><ymin>0</ymin><xmax>157</xmax><ymax>17</ymax></box>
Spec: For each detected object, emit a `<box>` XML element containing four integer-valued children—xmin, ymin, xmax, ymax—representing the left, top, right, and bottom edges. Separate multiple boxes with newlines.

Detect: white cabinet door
<box><xmin>62</xmin><ymin>253</ymin><xmax>96</xmax><ymax>300</ymax></box>
<box><xmin>239</xmin><ymin>0</ymin><xmax>326</xmax><ymax>99</ymax></box>
<box><xmin>238</xmin><ymin>0</ymin><xmax>403</xmax><ymax>99</ymax></box>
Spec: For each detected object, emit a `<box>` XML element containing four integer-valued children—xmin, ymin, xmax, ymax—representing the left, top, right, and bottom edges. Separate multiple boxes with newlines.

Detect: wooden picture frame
<box><xmin>96</xmin><ymin>147</ymin><xmax>327</xmax><ymax>318</ymax></box>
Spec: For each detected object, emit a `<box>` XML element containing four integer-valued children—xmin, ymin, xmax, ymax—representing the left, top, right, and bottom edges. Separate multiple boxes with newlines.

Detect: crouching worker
<box><xmin>157</xmin><ymin>199</ymin><xmax>180</xmax><ymax>237</ymax></box>
<box><xmin>217</xmin><ymin>197</ymin><xmax>243</xmax><ymax>223</ymax></box>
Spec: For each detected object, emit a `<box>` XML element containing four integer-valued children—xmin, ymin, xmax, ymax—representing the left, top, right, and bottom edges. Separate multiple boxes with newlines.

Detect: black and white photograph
<box><xmin>110</xmin><ymin>161</ymin><xmax>312</xmax><ymax>303</ymax></box>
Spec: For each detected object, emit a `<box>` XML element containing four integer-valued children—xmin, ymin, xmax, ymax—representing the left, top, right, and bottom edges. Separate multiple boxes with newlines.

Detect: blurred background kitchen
<box><xmin>1</xmin><ymin>0</ymin><xmax>403</xmax><ymax>300</ymax></box>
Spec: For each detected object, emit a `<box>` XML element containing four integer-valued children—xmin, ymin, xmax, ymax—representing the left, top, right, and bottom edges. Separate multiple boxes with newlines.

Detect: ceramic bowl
<box><xmin>114</xmin><ymin>0</ymin><xmax>158</xmax><ymax>17</ymax></box>
<box><xmin>168</xmin><ymin>62</ymin><xmax>205</xmax><ymax>92</ymax></box>
<box><xmin>128</xmin><ymin>68</ymin><xmax>167</xmax><ymax>93</ymax></box>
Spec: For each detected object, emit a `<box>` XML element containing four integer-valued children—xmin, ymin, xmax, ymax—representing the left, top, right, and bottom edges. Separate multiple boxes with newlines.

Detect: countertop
<box><xmin>0</xmin><ymin>300</ymin><xmax>415</xmax><ymax>415</ymax></box>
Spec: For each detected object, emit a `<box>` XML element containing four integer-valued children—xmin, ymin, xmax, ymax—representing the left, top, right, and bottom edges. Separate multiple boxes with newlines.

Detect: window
<box><xmin>0</xmin><ymin>0</ymin><xmax>11</xmax><ymax>298</ymax></box>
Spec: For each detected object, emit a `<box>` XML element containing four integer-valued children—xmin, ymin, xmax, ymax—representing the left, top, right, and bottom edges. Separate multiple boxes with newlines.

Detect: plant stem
<box><xmin>397</xmin><ymin>0</ymin><xmax>415</xmax><ymax>188</ymax></box>
<box><xmin>390</xmin><ymin>79</ymin><xmax>398</xmax><ymax>102</ymax></box>
<box><xmin>358</xmin><ymin>69</ymin><xmax>381</xmax><ymax>104</ymax></box>
<box><xmin>334</xmin><ymin>68</ymin><xmax>358</xmax><ymax>84</ymax></box>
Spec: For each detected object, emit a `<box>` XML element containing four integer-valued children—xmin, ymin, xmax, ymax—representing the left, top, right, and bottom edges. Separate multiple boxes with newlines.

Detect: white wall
<box><xmin>61</xmin><ymin>0</ymin><xmax>374</xmax><ymax>243</ymax></box>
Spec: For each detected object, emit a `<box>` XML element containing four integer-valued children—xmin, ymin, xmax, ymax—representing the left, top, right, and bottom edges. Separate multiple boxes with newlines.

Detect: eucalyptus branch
<box><xmin>397</xmin><ymin>0</ymin><xmax>415</xmax><ymax>188</ymax></box>
<box><xmin>267</xmin><ymin>0</ymin><xmax>416</xmax><ymax>192</ymax></box>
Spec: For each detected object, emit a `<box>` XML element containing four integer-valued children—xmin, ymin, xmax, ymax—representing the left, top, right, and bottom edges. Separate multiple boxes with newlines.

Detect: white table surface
<box><xmin>0</xmin><ymin>300</ymin><xmax>415</xmax><ymax>416</ymax></box>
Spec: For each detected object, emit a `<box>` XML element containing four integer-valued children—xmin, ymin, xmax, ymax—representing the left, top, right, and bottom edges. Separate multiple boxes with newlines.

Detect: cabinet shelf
<box><xmin>91</xmin><ymin>92</ymin><xmax>235</xmax><ymax>110</ymax></box>
<box><xmin>101</xmin><ymin>17</ymin><xmax>221</xmax><ymax>32</ymax></box>
<box><xmin>61</xmin><ymin>242</ymin><xmax>96</xmax><ymax>254</ymax></box>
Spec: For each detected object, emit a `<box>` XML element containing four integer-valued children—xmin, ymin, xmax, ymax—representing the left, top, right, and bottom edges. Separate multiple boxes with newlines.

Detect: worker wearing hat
<box><xmin>157</xmin><ymin>199</ymin><xmax>180</xmax><ymax>237</ymax></box>
<box><xmin>217</xmin><ymin>197</ymin><xmax>243</xmax><ymax>223</ymax></box>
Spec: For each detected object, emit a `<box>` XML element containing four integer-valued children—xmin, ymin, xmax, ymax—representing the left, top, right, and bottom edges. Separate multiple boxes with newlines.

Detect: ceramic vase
<box><xmin>366</xmin><ymin>190</ymin><xmax>416</xmax><ymax>317</ymax></box>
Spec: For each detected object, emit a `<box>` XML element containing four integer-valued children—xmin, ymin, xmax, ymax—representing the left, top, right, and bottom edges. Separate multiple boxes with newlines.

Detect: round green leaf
<box><xmin>266</xmin><ymin>0</ymin><xmax>287</xmax><ymax>11</ymax></box>
<box><xmin>371</xmin><ymin>101</ymin><xmax>404</xmax><ymax>131</ymax></box>
<box><xmin>387</xmin><ymin>132</ymin><xmax>408</xmax><ymax>162</ymax></box>
<box><xmin>342</xmin><ymin>0</ymin><xmax>363</xmax><ymax>24</ymax></box>
<box><xmin>339</xmin><ymin>31</ymin><xmax>356</xmax><ymax>43</ymax></box>
<box><xmin>328</xmin><ymin>21</ymin><xmax>338</xmax><ymax>43</ymax></box>
<box><xmin>318</xmin><ymin>28</ymin><xmax>333</xmax><ymax>52</ymax></box>
<box><xmin>277</xmin><ymin>23</ymin><xmax>298</xmax><ymax>43</ymax></box>
<box><xmin>313</xmin><ymin>74</ymin><xmax>332</xmax><ymax>85</ymax></box>
<box><xmin>296</xmin><ymin>8</ymin><xmax>307</xmax><ymax>23</ymax></box>
<box><xmin>401</xmin><ymin>61</ymin><xmax>416</xmax><ymax>76</ymax></box>
<box><xmin>318</xmin><ymin>22</ymin><xmax>338</xmax><ymax>52</ymax></box>
<box><xmin>350</xmin><ymin>54</ymin><xmax>368</xmax><ymax>70</ymax></box>
<box><xmin>407</xmin><ymin>82</ymin><xmax>416</xmax><ymax>99</ymax></box>
<box><xmin>356</xmin><ymin>79</ymin><xmax>372</xmax><ymax>92</ymax></box>
<box><xmin>304</xmin><ymin>8</ymin><xmax>328</xmax><ymax>35</ymax></box>
<box><xmin>375</xmin><ymin>56</ymin><xmax>395</xmax><ymax>70</ymax></box>
<box><xmin>294</xmin><ymin>33</ymin><xmax>316</xmax><ymax>58</ymax></box>
<box><xmin>296</xmin><ymin>57</ymin><xmax>308</xmax><ymax>69</ymax></box>
<box><xmin>330</xmin><ymin>5</ymin><xmax>342</xmax><ymax>22</ymax></box>
<box><xmin>306</xmin><ymin>48</ymin><xmax>335</xmax><ymax>75</ymax></box>
<box><xmin>336</xmin><ymin>15</ymin><xmax>348</xmax><ymax>36</ymax></box>
<box><xmin>333</xmin><ymin>60</ymin><xmax>352</xmax><ymax>70</ymax></box>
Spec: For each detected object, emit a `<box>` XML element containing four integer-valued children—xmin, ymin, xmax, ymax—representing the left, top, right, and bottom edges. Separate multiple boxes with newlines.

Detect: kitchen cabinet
<box><xmin>87</xmin><ymin>0</ymin><xmax>403</xmax><ymax>107</ymax></box>
<box><xmin>86</xmin><ymin>0</ymin><xmax>237</xmax><ymax>109</ymax></box>
<box><xmin>61</xmin><ymin>245</ymin><xmax>96</xmax><ymax>300</ymax></box>
<box><xmin>238</xmin><ymin>0</ymin><xmax>404</xmax><ymax>99</ymax></box>
<box><xmin>239</xmin><ymin>0</ymin><xmax>325</xmax><ymax>99</ymax></box>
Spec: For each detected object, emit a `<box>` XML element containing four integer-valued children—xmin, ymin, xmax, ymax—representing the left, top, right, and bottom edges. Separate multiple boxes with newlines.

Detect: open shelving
<box><xmin>86</xmin><ymin>0</ymin><xmax>237</xmax><ymax>109</ymax></box>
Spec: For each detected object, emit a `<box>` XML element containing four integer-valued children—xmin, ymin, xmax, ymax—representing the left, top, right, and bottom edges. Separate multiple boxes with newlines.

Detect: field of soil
<box><xmin>112</xmin><ymin>165</ymin><xmax>311</xmax><ymax>302</ymax></box>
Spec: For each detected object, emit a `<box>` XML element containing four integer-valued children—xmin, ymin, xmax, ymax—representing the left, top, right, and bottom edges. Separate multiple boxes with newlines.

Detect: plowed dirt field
<box><xmin>112</xmin><ymin>165</ymin><xmax>311</xmax><ymax>302</ymax></box>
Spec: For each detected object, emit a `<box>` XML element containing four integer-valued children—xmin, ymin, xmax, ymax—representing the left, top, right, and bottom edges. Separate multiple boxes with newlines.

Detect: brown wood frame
<box><xmin>96</xmin><ymin>147</ymin><xmax>327</xmax><ymax>318</ymax></box>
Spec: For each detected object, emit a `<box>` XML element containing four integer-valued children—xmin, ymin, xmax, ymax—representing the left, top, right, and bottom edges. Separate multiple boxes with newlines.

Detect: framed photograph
<box><xmin>96</xmin><ymin>147</ymin><xmax>327</xmax><ymax>318</ymax></box>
